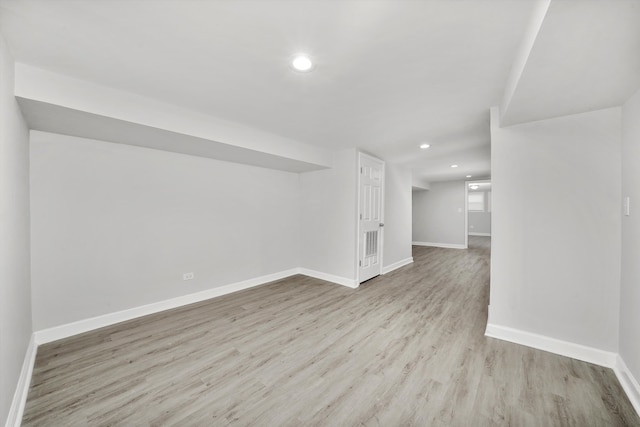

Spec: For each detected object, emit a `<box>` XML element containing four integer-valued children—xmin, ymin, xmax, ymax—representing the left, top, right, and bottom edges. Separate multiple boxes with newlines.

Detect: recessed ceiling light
<box><xmin>451</xmin><ymin>164</ymin><xmax>459</xmax><ymax>168</ymax></box>
<box><xmin>470</xmin><ymin>185</ymin><xmax>479</xmax><ymax>190</ymax></box>
<box><xmin>466</xmin><ymin>175</ymin><xmax>472</xmax><ymax>178</ymax></box>
<box><xmin>419</xmin><ymin>143</ymin><xmax>430</xmax><ymax>149</ymax></box>
<box><xmin>291</xmin><ymin>54</ymin><xmax>313</xmax><ymax>72</ymax></box>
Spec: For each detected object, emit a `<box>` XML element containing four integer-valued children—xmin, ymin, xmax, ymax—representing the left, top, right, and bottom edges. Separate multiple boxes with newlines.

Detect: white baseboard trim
<box><xmin>468</xmin><ymin>232</ymin><xmax>491</xmax><ymax>237</ymax></box>
<box><xmin>34</xmin><ymin>267</ymin><xmax>359</xmax><ymax>344</ymax></box>
<box><xmin>16</xmin><ymin>267</ymin><xmax>358</xmax><ymax>424</ymax></box>
<box><xmin>614</xmin><ymin>355</ymin><xmax>640</xmax><ymax>416</ymax></box>
<box><xmin>5</xmin><ymin>334</ymin><xmax>37</xmax><ymax>427</ymax></box>
<box><xmin>382</xmin><ymin>257</ymin><xmax>413</xmax><ymax>274</ymax></box>
<box><xmin>485</xmin><ymin>323</ymin><xmax>617</xmax><ymax>368</ymax></box>
<box><xmin>412</xmin><ymin>241</ymin><xmax>467</xmax><ymax>249</ymax></box>
<box><xmin>14</xmin><ymin>278</ymin><xmax>639</xmax><ymax>421</ymax></box>
<box><xmin>34</xmin><ymin>268</ymin><xmax>300</xmax><ymax>344</ymax></box>
<box><xmin>298</xmin><ymin>268</ymin><xmax>358</xmax><ymax>289</ymax></box>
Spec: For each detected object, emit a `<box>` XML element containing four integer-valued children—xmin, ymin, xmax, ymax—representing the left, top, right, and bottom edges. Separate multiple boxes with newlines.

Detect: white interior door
<box><xmin>358</xmin><ymin>153</ymin><xmax>384</xmax><ymax>283</ymax></box>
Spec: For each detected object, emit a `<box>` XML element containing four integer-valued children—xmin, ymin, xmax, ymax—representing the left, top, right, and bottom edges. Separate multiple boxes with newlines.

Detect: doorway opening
<box><xmin>466</xmin><ymin>180</ymin><xmax>492</xmax><ymax>246</ymax></box>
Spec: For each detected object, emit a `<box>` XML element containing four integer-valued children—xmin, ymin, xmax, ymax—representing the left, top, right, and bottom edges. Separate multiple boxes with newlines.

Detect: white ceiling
<box><xmin>0</xmin><ymin>0</ymin><xmax>536</xmax><ymax>181</ymax></box>
<box><xmin>0</xmin><ymin>0</ymin><xmax>638</xmax><ymax>182</ymax></box>
<box><xmin>468</xmin><ymin>182</ymin><xmax>492</xmax><ymax>192</ymax></box>
<box><xmin>501</xmin><ymin>0</ymin><xmax>640</xmax><ymax>126</ymax></box>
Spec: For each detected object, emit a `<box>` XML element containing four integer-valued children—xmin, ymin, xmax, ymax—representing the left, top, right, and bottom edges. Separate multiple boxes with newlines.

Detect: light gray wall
<box><xmin>383</xmin><ymin>163</ymin><xmax>412</xmax><ymax>267</ymax></box>
<box><xmin>31</xmin><ymin>139</ymin><xmax>415</xmax><ymax>329</ymax></box>
<box><xmin>412</xmin><ymin>181</ymin><xmax>466</xmax><ymax>246</ymax></box>
<box><xmin>621</xmin><ymin>88</ymin><xmax>640</xmax><ymax>384</ymax></box>
<box><xmin>468</xmin><ymin>189</ymin><xmax>491</xmax><ymax>235</ymax></box>
<box><xmin>490</xmin><ymin>106</ymin><xmax>621</xmax><ymax>352</ymax></box>
<box><xmin>299</xmin><ymin>149</ymin><xmax>357</xmax><ymax>280</ymax></box>
<box><xmin>468</xmin><ymin>211</ymin><xmax>491</xmax><ymax>235</ymax></box>
<box><xmin>0</xmin><ymin>34</ymin><xmax>32</xmax><ymax>424</ymax></box>
<box><xmin>30</xmin><ymin>132</ymin><xmax>301</xmax><ymax>330</ymax></box>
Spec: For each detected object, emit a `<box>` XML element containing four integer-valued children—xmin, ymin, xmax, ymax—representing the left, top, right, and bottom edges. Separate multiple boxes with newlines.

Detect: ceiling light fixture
<box><xmin>466</xmin><ymin>175</ymin><xmax>472</xmax><ymax>178</ymax></box>
<box><xmin>470</xmin><ymin>185</ymin><xmax>479</xmax><ymax>190</ymax></box>
<box><xmin>450</xmin><ymin>164</ymin><xmax>459</xmax><ymax>168</ymax></box>
<box><xmin>291</xmin><ymin>54</ymin><xmax>314</xmax><ymax>72</ymax></box>
<box><xmin>420</xmin><ymin>143</ymin><xmax>430</xmax><ymax>149</ymax></box>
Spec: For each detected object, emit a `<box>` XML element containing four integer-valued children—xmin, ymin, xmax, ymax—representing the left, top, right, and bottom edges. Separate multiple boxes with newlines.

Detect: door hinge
<box><xmin>360</xmin><ymin>213</ymin><xmax>362</xmax><ymax>220</ymax></box>
<box><xmin>360</xmin><ymin>167</ymin><xmax>363</xmax><ymax>174</ymax></box>
<box><xmin>359</xmin><ymin>260</ymin><xmax>362</xmax><ymax>267</ymax></box>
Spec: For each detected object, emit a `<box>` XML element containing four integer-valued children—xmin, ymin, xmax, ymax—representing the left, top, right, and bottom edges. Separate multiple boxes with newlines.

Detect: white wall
<box><xmin>468</xmin><ymin>212</ymin><xmax>491</xmax><ymax>235</ymax></box>
<box><xmin>299</xmin><ymin>149</ymin><xmax>357</xmax><ymax>281</ymax></box>
<box><xmin>31</xmin><ymin>138</ymin><xmax>415</xmax><ymax>329</ymax></box>
<box><xmin>621</xmin><ymin>88</ymin><xmax>640</xmax><ymax>384</ymax></box>
<box><xmin>30</xmin><ymin>132</ymin><xmax>301</xmax><ymax>330</ymax></box>
<box><xmin>412</xmin><ymin>181</ymin><xmax>466</xmax><ymax>247</ymax></box>
<box><xmin>0</xmin><ymin>34</ymin><xmax>32</xmax><ymax>424</ymax></box>
<box><xmin>490</xmin><ymin>106</ymin><xmax>621</xmax><ymax>352</ymax></box>
<box><xmin>383</xmin><ymin>163</ymin><xmax>413</xmax><ymax>268</ymax></box>
<box><xmin>468</xmin><ymin>189</ymin><xmax>491</xmax><ymax>235</ymax></box>
<box><xmin>15</xmin><ymin>64</ymin><xmax>333</xmax><ymax>172</ymax></box>
<box><xmin>411</xmin><ymin>176</ymin><xmax>430</xmax><ymax>191</ymax></box>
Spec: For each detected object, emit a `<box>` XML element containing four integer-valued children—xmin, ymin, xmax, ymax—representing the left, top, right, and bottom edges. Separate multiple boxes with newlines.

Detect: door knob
<box><xmin>379</xmin><ymin>223</ymin><xmax>384</xmax><ymax>227</ymax></box>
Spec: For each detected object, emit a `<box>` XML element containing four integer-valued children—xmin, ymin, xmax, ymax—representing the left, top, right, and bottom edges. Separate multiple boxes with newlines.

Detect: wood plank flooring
<box><xmin>23</xmin><ymin>237</ymin><xmax>640</xmax><ymax>426</ymax></box>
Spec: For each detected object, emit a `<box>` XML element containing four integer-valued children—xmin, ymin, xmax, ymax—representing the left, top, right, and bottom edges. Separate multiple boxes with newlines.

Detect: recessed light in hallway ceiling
<box><xmin>291</xmin><ymin>54</ymin><xmax>314</xmax><ymax>72</ymax></box>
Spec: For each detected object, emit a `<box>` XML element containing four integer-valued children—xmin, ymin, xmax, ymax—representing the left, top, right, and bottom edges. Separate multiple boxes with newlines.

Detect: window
<box><xmin>468</xmin><ymin>192</ymin><xmax>485</xmax><ymax>212</ymax></box>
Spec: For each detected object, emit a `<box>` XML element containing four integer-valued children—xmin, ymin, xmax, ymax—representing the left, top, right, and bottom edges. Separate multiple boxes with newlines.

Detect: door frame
<box><xmin>465</xmin><ymin>180</ymin><xmax>469</xmax><ymax>249</ymax></box>
<box><xmin>356</xmin><ymin>151</ymin><xmax>385</xmax><ymax>284</ymax></box>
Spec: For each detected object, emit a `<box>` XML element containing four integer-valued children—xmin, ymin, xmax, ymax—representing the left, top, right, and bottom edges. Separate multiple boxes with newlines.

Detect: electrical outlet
<box><xmin>183</xmin><ymin>272</ymin><xmax>194</xmax><ymax>281</ymax></box>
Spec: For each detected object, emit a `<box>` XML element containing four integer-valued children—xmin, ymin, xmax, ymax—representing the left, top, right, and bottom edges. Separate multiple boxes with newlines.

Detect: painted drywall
<box><xmin>15</xmin><ymin>64</ymin><xmax>332</xmax><ymax>172</ymax></box>
<box><xmin>299</xmin><ymin>149</ymin><xmax>357</xmax><ymax>281</ymax></box>
<box><xmin>30</xmin><ymin>131</ymin><xmax>301</xmax><ymax>330</ymax></box>
<box><xmin>0</xmin><ymin>34</ymin><xmax>32</xmax><ymax>424</ymax></box>
<box><xmin>468</xmin><ymin>211</ymin><xmax>491</xmax><ymax>235</ymax></box>
<box><xmin>468</xmin><ymin>190</ymin><xmax>491</xmax><ymax>235</ymax></box>
<box><xmin>621</xmin><ymin>88</ymin><xmax>640</xmax><ymax>385</ymax></box>
<box><xmin>500</xmin><ymin>0</ymin><xmax>551</xmax><ymax>123</ymax></box>
<box><xmin>411</xmin><ymin>176</ymin><xmax>430</xmax><ymax>191</ymax></box>
<box><xmin>490</xmin><ymin>106</ymin><xmax>621</xmax><ymax>352</ymax></box>
<box><xmin>383</xmin><ymin>163</ymin><xmax>413</xmax><ymax>267</ymax></box>
<box><xmin>501</xmin><ymin>0</ymin><xmax>640</xmax><ymax>127</ymax></box>
<box><xmin>412</xmin><ymin>180</ymin><xmax>466</xmax><ymax>246</ymax></box>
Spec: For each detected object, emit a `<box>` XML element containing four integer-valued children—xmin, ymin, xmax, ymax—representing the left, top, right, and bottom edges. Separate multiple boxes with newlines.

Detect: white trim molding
<box><xmin>12</xmin><ymin>267</ymin><xmax>358</xmax><ymax>425</ymax></box>
<box><xmin>34</xmin><ymin>269</ymin><xmax>300</xmax><ymax>344</ymax></box>
<box><xmin>614</xmin><ymin>355</ymin><xmax>640</xmax><ymax>416</ymax></box>
<box><xmin>412</xmin><ymin>241</ymin><xmax>467</xmax><ymax>250</ymax></box>
<box><xmin>468</xmin><ymin>232</ymin><xmax>491</xmax><ymax>237</ymax></box>
<box><xmin>5</xmin><ymin>335</ymin><xmax>37</xmax><ymax>427</ymax></box>
<box><xmin>11</xmin><ymin>276</ymin><xmax>639</xmax><ymax>422</ymax></box>
<box><xmin>485</xmin><ymin>323</ymin><xmax>617</xmax><ymax>368</ymax></box>
<box><xmin>34</xmin><ymin>267</ymin><xmax>359</xmax><ymax>345</ymax></box>
<box><xmin>382</xmin><ymin>257</ymin><xmax>413</xmax><ymax>274</ymax></box>
<box><xmin>298</xmin><ymin>268</ymin><xmax>359</xmax><ymax>289</ymax></box>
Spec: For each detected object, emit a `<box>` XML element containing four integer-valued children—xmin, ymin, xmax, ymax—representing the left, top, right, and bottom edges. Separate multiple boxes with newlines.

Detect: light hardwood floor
<box><xmin>23</xmin><ymin>237</ymin><xmax>640</xmax><ymax>426</ymax></box>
